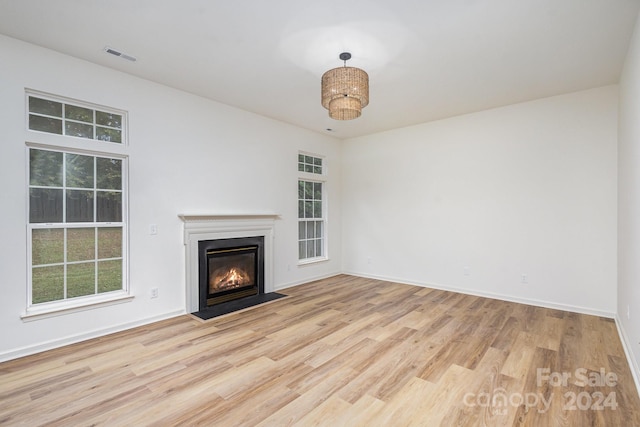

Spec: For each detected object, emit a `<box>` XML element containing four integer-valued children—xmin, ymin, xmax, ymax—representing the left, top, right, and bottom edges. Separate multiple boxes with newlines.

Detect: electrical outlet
<box><xmin>521</xmin><ymin>274</ymin><xmax>528</xmax><ymax>284</ymax></box>
<box><xmin>149</xmin><ymin>224</ymin><xmax>158</xmax><ymax>235</ymax></box>
<box><xmin>151</xmin><ymin>288</ymin><xmax>159</xmax><ymax>299</ymax></box>
<box><xmin>463</xmin><ymin>266</ymin><xmax>470</xmax><ymax>276</ymax></box>
<box><xmin>367</xmin><ymin>257</ymin><xmax>372</xmax><ymax>265</ymax></box>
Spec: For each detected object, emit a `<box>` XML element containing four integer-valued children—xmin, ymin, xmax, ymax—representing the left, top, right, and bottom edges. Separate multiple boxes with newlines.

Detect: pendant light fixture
<box><xmin>321</xmin><ymin>52</ymin><xmax>369</xmax><ymax>120</ymax></box>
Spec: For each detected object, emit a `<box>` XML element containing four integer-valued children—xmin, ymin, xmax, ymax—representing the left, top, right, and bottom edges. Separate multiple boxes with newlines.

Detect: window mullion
<box><xmin>63</xmin><ymin>228</ymin><xmax>68</xmax><ymax>300</ymax></box>
<box><xmin>95</xmin><ymin>227</ymin><xmax>99</xmax><ymax>294</ymax></box>
<box><xmin>62</xmin><ymin>152</ymin><xmax>67</xmax><ymax>223</ymax></box>
<box><xmin>93</xmin><ymin>156</ymin><xmax>97</xmax><ymax>223</ymax></box>
<box><xmin>62</xmin><ymin>153</ymin><xmax>67</xmax><ymax>300</ymax></box>
<box><xmin>94</xmin><ymin>156</ymin><xmax>98</xmax><ymax>294</ymax></box>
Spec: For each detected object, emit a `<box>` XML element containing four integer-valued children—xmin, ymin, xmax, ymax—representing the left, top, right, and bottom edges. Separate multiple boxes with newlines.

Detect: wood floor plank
<box><xmin>257</xmin><ymin>366</ymin><xmax>358</xmax><ymax>426</ymax></box>
<box><xmin>1</xmin><ymin>274</ymin><xmax>638</xmax><ymax>426</ymax></box>
<box><xmin>330</xmin><ymin>394</ymin><xmax>387</xmax><ymax>427</ymax></box>
<box><xmin>293</xmin><ymin>394</ymin><xmax>352</xmax><ymax>427</ymax></box>
<box><xmin>500</xmin><ymin>331</ymin><xmax>538</xmax><ymax>380</ymax></box>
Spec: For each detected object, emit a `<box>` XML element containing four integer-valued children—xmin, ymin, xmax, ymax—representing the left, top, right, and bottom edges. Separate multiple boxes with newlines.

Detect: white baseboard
<box><xmin>275</xmin><ymin>271</ymin><xmax>342</xmax><ymax>292</ymax></box>
<box><xmin>614</xmin><ymin>315</ymin><xmax>640</xmax><ymax>398</ymax></box>
<box><xmin>343</xmin><ymin>271</ymin><xmax>615</xmax><ymax>318</ymax></box>
<box><xmin>0</xmin><ymin>309</ymin><xmax>185</xmax><ymax>363</ymax></box>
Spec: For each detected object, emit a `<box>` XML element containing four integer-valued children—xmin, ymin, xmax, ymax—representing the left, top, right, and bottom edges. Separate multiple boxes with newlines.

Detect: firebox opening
<box><xmin>207</xmin><ymin>247</ymin><xmax>257</xmax><ymax>305</ymax></box>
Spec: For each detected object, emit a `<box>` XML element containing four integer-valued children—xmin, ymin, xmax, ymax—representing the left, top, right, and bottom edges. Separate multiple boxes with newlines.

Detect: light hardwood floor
<box><xmin>1</xmin><ymin>275</ymin><xmax>639</xmax><ymax>426</ymax></box>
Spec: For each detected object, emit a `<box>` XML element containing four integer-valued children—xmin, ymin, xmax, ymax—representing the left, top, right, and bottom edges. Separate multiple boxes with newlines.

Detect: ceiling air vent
<box><xmin>104</xmin><ymin>46</ymin><xmax>137</xmax><ymax>62</ymax></box>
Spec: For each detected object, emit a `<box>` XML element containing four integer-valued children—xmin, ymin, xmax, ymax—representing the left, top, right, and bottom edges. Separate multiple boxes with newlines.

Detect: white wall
<box><xmin>618</xmin><ymin>9</ymin><xmax>640</xmax><ymax>384</ymax></box>
<box><xmin>342</xmin><ymin>86</ymin><xmax>618</xmax><ymax>315</ymax></box>
<box><xmin>0</xmin><ymin>34</ymin><xmax>342</xmax><ymax>361</ymax></box>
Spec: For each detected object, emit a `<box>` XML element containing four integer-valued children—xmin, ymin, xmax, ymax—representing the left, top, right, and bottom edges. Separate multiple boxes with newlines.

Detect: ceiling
<box><xmin>0</xmin><ymin>0</ymin><xmax>639</xmax><ymax>139</ymax></box>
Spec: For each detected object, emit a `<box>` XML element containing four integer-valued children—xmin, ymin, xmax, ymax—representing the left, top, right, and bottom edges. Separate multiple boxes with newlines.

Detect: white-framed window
<box><xmin>298</xmin><ymin>153</ymin><xmax>326</xmax><ymax>262</ymax></box>
<box><xmin>27</xmin><ymin>94</ymin><xmax>124</xmax><ymax>143</ymax></box>
<box><xmin>25</xmin><ymin>90</ymin><xmax>129</xmax><ymax>317</ymax></box>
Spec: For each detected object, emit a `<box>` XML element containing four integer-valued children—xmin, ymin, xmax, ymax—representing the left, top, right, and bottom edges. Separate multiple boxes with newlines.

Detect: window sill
<box><xmin>298</xmin><ymin>256</ymin><xmax>329</xmax><ymax>266</ymax></box>
<box><xmin>21</xmin><ymin>292</ymin><xmax>134</xmax><ymax>322</ymax></box>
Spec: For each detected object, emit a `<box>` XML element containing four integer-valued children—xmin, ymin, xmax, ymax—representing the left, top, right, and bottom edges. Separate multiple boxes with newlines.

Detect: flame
<box><xmin>228</xmin><ymin>268</ymin><xmax>242</xmax><ymax>284</ymax></box>
<box><xmin>210</xmin><ymin>266</ymin><xmax>252</xmax><ymax>291</ymax></box>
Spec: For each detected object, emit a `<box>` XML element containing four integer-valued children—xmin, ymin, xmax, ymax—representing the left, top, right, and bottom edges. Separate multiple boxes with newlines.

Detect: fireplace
<box><xmin>180</xmin><ymin>213</ymin><xmax>278</xmax><ymax>314</ymax></box>
<box><xmin>198</xmin><ymin>236</ymin><xmax>264</xmax><ymax>311</ymax></box>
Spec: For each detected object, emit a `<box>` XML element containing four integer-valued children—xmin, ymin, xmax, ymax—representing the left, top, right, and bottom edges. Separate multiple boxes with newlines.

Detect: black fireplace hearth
<box><xmin>191</xmin><ymin>291</ymin><xmax>287</xmax><ymax>320</ymax></box>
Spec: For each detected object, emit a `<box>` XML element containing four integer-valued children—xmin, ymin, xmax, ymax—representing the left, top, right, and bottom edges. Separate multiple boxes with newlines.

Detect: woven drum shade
<box><xmin>321</xmin><ymin>66</ymin><xmax>369</xmax><ymax>120</ymax></box>
<box><xmin>328</xmin><ymin>96</ymin><xmax>362</xmax><ymax>120</ymax></box>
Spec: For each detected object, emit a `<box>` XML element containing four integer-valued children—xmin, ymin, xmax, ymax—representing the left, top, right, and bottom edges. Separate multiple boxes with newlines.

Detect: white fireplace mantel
<box><xmin>179</xmin><ymin>213</ymin><xmax>279</xmax><ymax>313</ymax></box>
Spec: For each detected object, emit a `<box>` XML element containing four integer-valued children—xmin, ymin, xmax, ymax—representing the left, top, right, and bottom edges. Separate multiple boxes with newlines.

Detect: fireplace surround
<box><xmin>179</xmin><ymin>214</ymin><xmax>277</xmax><ymax>314</ymax></box>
